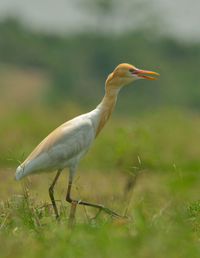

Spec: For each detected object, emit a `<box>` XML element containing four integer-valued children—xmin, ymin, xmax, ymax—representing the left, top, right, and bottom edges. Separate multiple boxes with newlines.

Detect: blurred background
<box><xmin>1</xmin><ymin>1</ymin><xmax>200</xmax><ymax>257</ymax></box>
<box><xmin>0</xmin><ymin>0</ymin><xmax>200</xmax><ymax>198</ymax></box>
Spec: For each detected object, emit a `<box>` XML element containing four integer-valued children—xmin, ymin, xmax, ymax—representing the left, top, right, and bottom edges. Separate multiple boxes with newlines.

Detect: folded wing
<box><xmin>15</xmin><ymin>116</ymin><xmax>94</xmax><ymax>179</ymax></box>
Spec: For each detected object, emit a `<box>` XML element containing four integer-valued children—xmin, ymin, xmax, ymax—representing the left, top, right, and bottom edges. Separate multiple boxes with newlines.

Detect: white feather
<box><xmin>15</xmin><ymin>111</ymin><xmax>99</xmax><ymax>180</ymax></box>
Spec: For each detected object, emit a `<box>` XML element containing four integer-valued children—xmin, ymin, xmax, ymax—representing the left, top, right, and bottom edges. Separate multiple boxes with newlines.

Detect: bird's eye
<box><xmin>129</xmin><ymin>68</ymin><xmax>135</xmax><ymax>73</ymax></box>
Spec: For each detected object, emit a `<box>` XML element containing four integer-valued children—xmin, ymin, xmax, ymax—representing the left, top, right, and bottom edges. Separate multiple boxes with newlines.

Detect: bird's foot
<box><xmin>100</xmin><ymin>206</ymin><xmax>128</xmax><ymax>219</ymax></box>
<box><xmin>66</xmin><ymin>196</ymin><xmax>127</xmax><ymax>219</ymax></box>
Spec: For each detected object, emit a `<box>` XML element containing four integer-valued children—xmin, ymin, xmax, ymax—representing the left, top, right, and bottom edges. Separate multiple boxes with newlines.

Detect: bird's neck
<box><xmin>95</xmin><ymin>87</ymin><xmax>120</xmax><ymax>137</ymax></box>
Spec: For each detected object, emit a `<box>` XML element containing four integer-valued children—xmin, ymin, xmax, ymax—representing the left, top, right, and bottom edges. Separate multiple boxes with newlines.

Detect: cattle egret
<box><xmin>15</xmin><ymin>63</ymin><xmax>159</xmax><ymax>218</ymax></box>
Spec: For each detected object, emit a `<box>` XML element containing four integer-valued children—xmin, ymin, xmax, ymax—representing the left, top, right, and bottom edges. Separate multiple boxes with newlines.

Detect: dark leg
<box><xmin>49</xmin><ymin>169</ymin><xmax>62</xmax><ymax>218</ymax></box>
<box><xmin>66</xmin><ymin>180</ymin><xmax>126</xmax><ymax>218</ymax></box>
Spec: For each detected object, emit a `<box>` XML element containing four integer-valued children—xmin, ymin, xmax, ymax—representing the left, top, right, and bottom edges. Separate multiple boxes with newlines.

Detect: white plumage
<box><xmin>15</xmin><ymin>110</ymin><xmax>99</xmax><ymax>181</ymax></box>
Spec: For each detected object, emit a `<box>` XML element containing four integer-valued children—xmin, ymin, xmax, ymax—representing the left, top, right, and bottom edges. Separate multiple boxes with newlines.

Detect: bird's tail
<box><xmin>14</xmin><ymin>165</ymin><xmax>27</xmax><ymax>180</ymax></box>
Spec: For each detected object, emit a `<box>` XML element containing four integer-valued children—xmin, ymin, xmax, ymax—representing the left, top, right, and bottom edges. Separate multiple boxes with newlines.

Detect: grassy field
<box><xmin>1</xmin><ymin>17</ymin><xmax>200</xmax><ymax>257</ymax></box>
<box><xmin>1</xmin><ymin>105</ymin><xmax>200</xmax><ymax>257</ymax></box>
<box><xmin>1</xmin><ymin>62</ymin><xmax>200</xmax><ymax>258</ymax></box>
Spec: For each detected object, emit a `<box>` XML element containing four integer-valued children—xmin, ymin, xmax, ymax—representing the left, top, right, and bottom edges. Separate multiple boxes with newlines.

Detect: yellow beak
<box><xmin>134</xmin><ymin>69</ymin><xmax>160</xmax><ymax>80</ymax></box>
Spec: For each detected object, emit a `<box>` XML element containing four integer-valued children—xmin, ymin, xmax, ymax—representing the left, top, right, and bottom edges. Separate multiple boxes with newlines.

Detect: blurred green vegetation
<box><xmin>0</xmin><ymin>18</ymin><xmax>200</xmax><ymax>110</ymax></box>
<box><xmin>1</xmin><ymin>108</ymin><xmax>200</xmax><ymax>257</ymax></box>
<box><xmin>1</xmin><ymin>17</ymin><xmax>200</xmax><ymax>258</ymax></box>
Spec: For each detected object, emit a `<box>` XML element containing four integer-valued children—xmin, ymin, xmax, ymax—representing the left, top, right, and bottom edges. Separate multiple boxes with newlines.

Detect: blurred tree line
<box><xmin>0</xmin><ymin>18</ymin><xmax>199</xmax><ymax>113</ymax></box>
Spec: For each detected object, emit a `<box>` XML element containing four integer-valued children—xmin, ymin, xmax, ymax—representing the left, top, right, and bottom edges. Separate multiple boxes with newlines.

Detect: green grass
<box><xmin>1</xmin><ymin>108</ymin><xmax>200</xmax><ymax>257</ymax></box>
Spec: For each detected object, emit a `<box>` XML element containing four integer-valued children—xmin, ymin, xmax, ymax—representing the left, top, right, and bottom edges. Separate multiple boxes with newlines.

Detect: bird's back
<box><xmin>15</xmin><ymin>114</ymin><xmax>96</xmax><ymax>180</ymax></box>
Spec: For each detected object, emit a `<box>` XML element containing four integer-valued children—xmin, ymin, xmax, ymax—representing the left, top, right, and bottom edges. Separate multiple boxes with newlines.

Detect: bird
<box><xmin>15</xmin><ymin>63</ymin><xmax>159</xmax><ymax>219</ymax></box>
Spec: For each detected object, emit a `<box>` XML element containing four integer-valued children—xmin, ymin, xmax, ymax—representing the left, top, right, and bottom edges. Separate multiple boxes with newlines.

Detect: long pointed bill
<box><xmin>134</xmin><ymin>69</ymin><xmax>160</xmax><ymax>80</ymax></box>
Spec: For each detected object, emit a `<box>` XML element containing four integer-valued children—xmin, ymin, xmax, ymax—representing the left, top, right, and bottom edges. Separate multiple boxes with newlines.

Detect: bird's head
<box><xmin>105</xmin><ymin>63</ymin><xmax>159</xmax><ymax>91</ymax></box>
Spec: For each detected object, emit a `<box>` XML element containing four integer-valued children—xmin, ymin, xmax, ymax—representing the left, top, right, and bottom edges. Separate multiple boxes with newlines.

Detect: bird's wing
<box><xmin>21</xmin><ymin>115</ymin><xmax>95</xmax><ymax>173</ymax></box>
